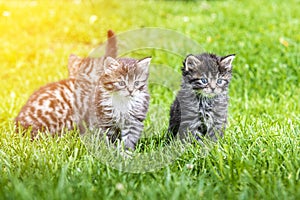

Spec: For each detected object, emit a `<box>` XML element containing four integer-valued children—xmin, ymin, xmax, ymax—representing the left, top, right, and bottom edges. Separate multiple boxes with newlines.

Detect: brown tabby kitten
<box><xmin>15</xmin><ymin>30</ymin><xmax>118</xmax><ymax>136</ymax></box>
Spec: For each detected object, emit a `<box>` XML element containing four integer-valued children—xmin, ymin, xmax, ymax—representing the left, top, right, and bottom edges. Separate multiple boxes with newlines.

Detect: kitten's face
<box><xmin>100</xmin><ymin>57</ymin><xmax>151</xmax><ymax>97</ymax></box>
<box><xmin>183</xmin><ymin>54</ymin><xmax>235</xmax><ymax>97</ymax></box>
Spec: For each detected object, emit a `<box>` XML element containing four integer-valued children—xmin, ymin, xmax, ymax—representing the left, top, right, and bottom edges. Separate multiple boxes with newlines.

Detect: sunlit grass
<box><xmin>1</xmin><ymin>0</ymin><xmax>299</xmax><ymax>199</ymax></box>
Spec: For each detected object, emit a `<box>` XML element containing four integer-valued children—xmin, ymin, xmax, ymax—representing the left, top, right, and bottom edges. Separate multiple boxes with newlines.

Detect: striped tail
<box><xmin>104</xmin><ymin>30</ymin><xmax>118</xmax><ymax>58</ymax></box>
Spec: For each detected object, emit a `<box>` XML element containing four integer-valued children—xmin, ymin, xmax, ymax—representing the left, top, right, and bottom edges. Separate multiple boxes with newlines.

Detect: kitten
<box><xmin>168</xmin><ymin>53</ymin><xmax>235</xmax><ymax>142</ymax></box>
<box><xmin>93</xmin><ymin>57</ymin><xmax>151</xmax><ymax>150</ymax></box>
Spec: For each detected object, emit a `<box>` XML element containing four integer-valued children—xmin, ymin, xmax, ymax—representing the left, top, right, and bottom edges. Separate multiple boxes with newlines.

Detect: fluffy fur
<box><xmin>168</xmin><ymin>53</ymin><xmax>235</xmax><ymax>142</ymax></box>
<box><xmin>94</xmin><ymin>57</ymin><xmax>151</xmax><ymax>150</ymax></box>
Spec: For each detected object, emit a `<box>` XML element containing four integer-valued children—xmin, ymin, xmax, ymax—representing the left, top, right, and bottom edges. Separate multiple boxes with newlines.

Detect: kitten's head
<box><xmin>182</xmin><ymin>53</ymin><xmax>235</xmax><ymax>97</ymax></box>
<box><xmin>100</xmin><ymin>56</ymin><xmax>151</xmax><ymax>97</ymax></box>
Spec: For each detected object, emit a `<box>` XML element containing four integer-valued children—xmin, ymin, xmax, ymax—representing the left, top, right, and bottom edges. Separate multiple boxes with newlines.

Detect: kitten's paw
<box><xmin>119</xmin><ymin>149</ymin><xmax>133</xmax><ymax>159</ymax></box>
<box><xmin>116</xmin><ymin>141</ymin><xmax>133</xmax><ymax>159</ymax></box>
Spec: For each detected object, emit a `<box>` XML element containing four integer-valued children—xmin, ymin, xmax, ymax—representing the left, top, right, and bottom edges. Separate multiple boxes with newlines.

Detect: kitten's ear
<box><xmin>184</xmin><ymin>55</ymin><xmax>201</xmax><ymax>71</ymax></box>
<box><xmin>136</xmin><ymin>57</ymin><xmax>152</xmax><ymax>79</ymax></box>
<box><xmin>68</xmin><ymin>54</ymin><xmax>81</xmax><ymax>77</ymax></box>
<box><xmin>220</xmin><ymin>54</ymin><xmax>235</xmax><ymax>71</ymax></box>
<box><xmin>103</xmin><ymin>56</ymin><xmax>120</xmax><ymax>73</ymax></box>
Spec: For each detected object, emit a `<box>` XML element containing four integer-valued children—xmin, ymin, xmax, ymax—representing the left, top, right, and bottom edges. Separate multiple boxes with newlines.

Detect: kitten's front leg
<box><xmin>121</xmin><ymin>118</ymin><xmax>143</xmax><ymax>150</ymax></box>
<box><xmin>189</xmin><ymin>119</ymin><xmax>207</xmax><ymax>142</ymax></box>
<box><xmin>207</xmin><ymin>124</ymin><xmax>225</xmax><ymax>141</ymax></box>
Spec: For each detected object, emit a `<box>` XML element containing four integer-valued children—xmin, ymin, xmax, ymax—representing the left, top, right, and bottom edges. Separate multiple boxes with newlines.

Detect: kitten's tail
<box><xmin>104</xmin><ymin>30</ymin><xmax>118</xmax><ymax>58</ymax></box>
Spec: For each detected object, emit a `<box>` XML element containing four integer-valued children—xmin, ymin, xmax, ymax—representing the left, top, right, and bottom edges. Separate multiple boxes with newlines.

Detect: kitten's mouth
<box><xmin>206</xmin><ymin>93</ymin><xmax>217</xmax><ymax>98</ymax></box>
<box><xmin>203</xmin><ymin>93</ymin><xmax>217</xmax><ymax>98</ymax></box>
<box><xmin>126</xmin><ymin>94</ymin><xmax>134</xmax><ymax>98</ymax></box>
<box><xmin>195</xmin><ymin>90</ymin><xmax>217</xmax><ymax>98</ymax></box>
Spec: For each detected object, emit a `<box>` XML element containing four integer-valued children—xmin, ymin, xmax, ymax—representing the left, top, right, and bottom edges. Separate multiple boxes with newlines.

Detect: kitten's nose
<box><xmin>211</xmin><ymin>83</ymin><xmax>217</xmax><ymax>92</ymax></box>
<box><xmin>128</xmin><ymin>89</ymin><xmax>133</xmax><ymax>95</ymax></box>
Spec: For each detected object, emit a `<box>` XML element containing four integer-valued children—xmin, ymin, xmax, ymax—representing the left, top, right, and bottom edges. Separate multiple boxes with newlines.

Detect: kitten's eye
<box><xmin>118</xmin><ymin>81</ymin><xmax>126</xmax><ymax>86</ymax></box>
<box><xmin>134</xmin><ymin>81</ymin><xmax>140</xmax><ymax>87</ymax></box>
<box><xmin>217</xmin><ymin>79</ymin><xmax>224</xmax><ymax>85</ymax></box>
<box><xmin>200</xmin><ymin>78</ymin><xmax>208</xmax><ymax>85</ymax></box>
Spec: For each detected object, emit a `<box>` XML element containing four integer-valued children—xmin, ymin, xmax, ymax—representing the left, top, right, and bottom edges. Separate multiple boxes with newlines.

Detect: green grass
<box><xmin>1</xmin><ymin>0</ymin><xmax>300</xmax><ymax>199</ymax></box>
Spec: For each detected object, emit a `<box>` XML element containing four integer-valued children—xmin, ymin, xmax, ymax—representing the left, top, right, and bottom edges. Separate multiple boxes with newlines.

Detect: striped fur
<box><xmin>168</xmin><ymin>53</ymin><xmax>235</xmax><ymax>142</ymax></box>
<box><xmin>94</xmin><ymin>57</ymin><xmax>151</xmax><ymax>150</ymax></box>
<box><xmin>15</xmin><ymin>56</ymin><xmax>105</xmax><ymax>137</ymax></box>
<box><xmin>15</xmin><ymin>79</ymin><xmax>76</xmax><ymax>137</ymax></box>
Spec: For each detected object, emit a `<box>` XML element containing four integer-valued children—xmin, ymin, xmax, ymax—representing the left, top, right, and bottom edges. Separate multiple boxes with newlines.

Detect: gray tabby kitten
<box><xmin>168</xmin><ymin>53</ymin><xmax>235</xmax><ymax>142</ymax></box>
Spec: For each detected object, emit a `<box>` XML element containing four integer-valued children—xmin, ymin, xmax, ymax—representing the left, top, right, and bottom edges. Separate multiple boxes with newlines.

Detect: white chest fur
<box><xmin>111</xmin><ymin>93</ymin><xmax>132</xmax><ymax>118</ymax></box>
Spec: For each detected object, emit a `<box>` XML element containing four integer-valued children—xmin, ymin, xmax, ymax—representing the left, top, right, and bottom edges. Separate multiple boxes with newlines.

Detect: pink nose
<box><xmin>128</xmin><ymin>89</ymin><xmax>133</xmax><ymax>94</ymax></box>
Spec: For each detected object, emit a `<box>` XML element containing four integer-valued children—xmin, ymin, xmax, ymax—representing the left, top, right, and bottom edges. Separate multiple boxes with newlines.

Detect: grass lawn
<box><xmin>1</xmin><ymin>0</ymin><xmax>300</xmax><ymax>199</ymax></box>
